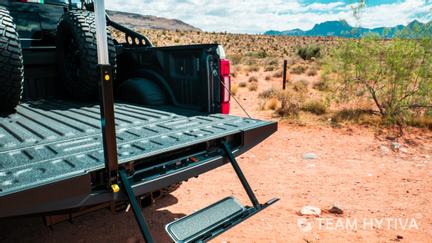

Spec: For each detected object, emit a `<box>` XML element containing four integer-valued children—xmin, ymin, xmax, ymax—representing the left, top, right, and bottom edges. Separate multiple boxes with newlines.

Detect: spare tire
<box><xmin>57</xmin><ymin>10</ymin><xmax>116</xmax><ymax>101</ymax></box>
<box><xmin>0</xmin><ymin>6</ymin><xmax>24</xmax><ymax>112</ymax></box>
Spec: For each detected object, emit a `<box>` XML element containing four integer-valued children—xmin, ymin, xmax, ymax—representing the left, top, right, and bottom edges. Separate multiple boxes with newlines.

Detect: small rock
<box><xmin>399</xmin><ymin>147</ymin><xmax>408</xmax><ymax>153</ymax></box>
<box><xmin>328</xmin><ymin>205</ymin><xmax>344</xmax><ymax>215</ymax></box>
<box><xmin>392</xmin><ymin>142</ymin><xmax>401</xmax><ymax>151</ymax></box>
<box><xmin>380</xmin><ymin>145</ymin><xmax>390</xmax><ymax>154</ymax></box>
<box><xmin>300</xmin><ymin>206</ymin><xmax>321</xmax><ymax>216</ymax></box>
<box><xmin>303</xmin><ymin>153</ymin><xmax>318</xmax><ymax>160</ymax></box>
<box><xmin>396</xmin><ymin>235</ymin><xmax>403</xmax><ymax>240</ymax></box>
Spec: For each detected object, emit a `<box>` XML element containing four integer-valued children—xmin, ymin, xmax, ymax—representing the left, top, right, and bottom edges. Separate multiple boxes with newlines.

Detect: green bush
<box><xmin>302</xmin><ymin>100</ymin><xmax>327</xmax><ymax>115</ymax></box>
<box><xmin>297</xmin><ymin>46</ymin><xmax>321</xmax><ymax>60</ymax></box>
<box><xmin>328</xmin><ymin>33</ymin><xmax>432</xmax><ymax>125</ymax></box>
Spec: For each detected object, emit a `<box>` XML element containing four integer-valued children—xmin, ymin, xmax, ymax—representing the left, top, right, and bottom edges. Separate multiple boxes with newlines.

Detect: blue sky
<box><xmin>106</xmin><ymin>0</ymin><xmax>432</xmax><ymax>33</ymax></box>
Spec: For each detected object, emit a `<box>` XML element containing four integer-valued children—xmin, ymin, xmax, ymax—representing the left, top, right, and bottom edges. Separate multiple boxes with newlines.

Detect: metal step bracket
<box><xmin>165</xmin><ymin>141</ymin><xmax>279</xmax><ymax>242</ymax></box>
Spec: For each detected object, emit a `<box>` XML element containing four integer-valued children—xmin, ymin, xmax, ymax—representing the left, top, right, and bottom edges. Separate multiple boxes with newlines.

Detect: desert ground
<box><xmin>1</xmin><ymin>31</ymin><xmax>432</xmax><ymax>242</ymax></box>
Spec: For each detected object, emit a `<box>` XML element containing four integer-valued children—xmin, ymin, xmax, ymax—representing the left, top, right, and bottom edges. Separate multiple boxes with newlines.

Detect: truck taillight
<box><xmin>220</xmin><ymin>59</ymin><xmax>231</xmax><ymax>114</ymax></box>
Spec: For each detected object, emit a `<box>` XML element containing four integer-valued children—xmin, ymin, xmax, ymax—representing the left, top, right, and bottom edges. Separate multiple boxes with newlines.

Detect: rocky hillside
<box><xmin>107</xmin><ymin>10</ymin><xmax>201</xmax><ymax>32</ymax></box>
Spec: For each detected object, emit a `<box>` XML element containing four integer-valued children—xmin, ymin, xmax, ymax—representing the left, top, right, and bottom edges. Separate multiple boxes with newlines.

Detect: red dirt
<box><xmin>1</xmin><ymin>75</ymin><xmax>432</xmax><ymax>242</ymax></box>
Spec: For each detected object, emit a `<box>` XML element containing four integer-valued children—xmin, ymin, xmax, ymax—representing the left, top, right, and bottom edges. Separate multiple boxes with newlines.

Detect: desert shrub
<box><xmin>329</xmin><ymin>33</ymin><xmax>432</xmax><ymax>125</ymax></box>
<box><xmin>406</xmin><ymin>115</ymin><xmax>432</xmax><ymax>129</ymax></box>
<box><xmin>332</xmin><ymin>109</ymin><xmax>378</xmax><ymax>124</ymax></box>
<box><xmin>238</xmin><ymin>81</ymin><xmax>247</xmax><ymax>87</ymax></box>
<box><xmin>257</xmin><ymin>50</ymin><xmax>268</xmax><ymax>58</ymax></box>
<box><xmin>258</xmin><ymin>87</ymin><xmax>279</xmax><ymax>99</ymax></box>
<box><xmin>273</xmin><ymin>70</ymin><xmax>283</xmax><ymax>78</ymax></box>
<box><xmin>248</xmin><ymin>82</ymin><xmax>258</xmax><ymax>91</ymax></box>
<box><xmin>247</xmin><ymin>65</ymin><xmax>259</xmax><ymax>72</ymax></box>
<box><xmin>265</xmin><ymin>98</ymin><xmax>280</xmax><ymax>110</ymax></box>
<box><xmin>313</xmin><ymin>72</ymin><xmax>332</xmax><ymax>91</ymax></box>
<box><xmin>248</xmin><ymin>76</ymin><xmax>258</xmax><ymax>82</ymax></box>
<box><xmin>290</xmin><ymin>64</ymin><xmax>306</xmax><ymax>74</ymax></box>
<box><xmin>244</xmin><ymin>58</ymin><xmax>257</xmax><ymax>66</ymax></box>
<box><xmin>313</xmin><ymin>80</ymin><xmax>330</xmax><ymax>92</ymax></box>
<box><xmin>245</xmin><ymin>50</ymin><xmax>268</xmax><ymax>59</ymax></box>
<box><xmin>267</xmin><ymin>59</ymin><xmax>279</xmax><ymax>66</ymax></box>
<box><xmin>293</xmin><ymin>80</ymin><xmax>309</xmax><ymax>93</ymax></box>
<box><xmin>276</xmin><ymin>90</ymin><xmax>303</xmax><ymax>117</ymax></box>
<box><xmin>265</xmin><ymin>75</ymin><xmax>271</xmax><ymax>81</ymax></box>
<box><xmin>228</xmin><ymin>53</ymin><xmax>243</xmax><ymax>65</ymax></box>
<box><xmin>265</xmin><ymin>66</ymin><xmax>275</xmax><ymax>72</ymax></box>
<box><xmin>297</xmin><ymin>46</ymin><xmax>321</xmax><ymax>60</ymax></box>
<box><xmin>231</xmin><ymin>83</ymin><xmax>238</xmax><ymax>96</ymax></box>
<box><xmin>306</xmin><ymin>67</ymin><xmax>318</xmax><ymax>76</ymax></box>
<box><xmin>302</xmin><ymin>100</ymin><xmax>327</xmax><ymax>115</ymax></box>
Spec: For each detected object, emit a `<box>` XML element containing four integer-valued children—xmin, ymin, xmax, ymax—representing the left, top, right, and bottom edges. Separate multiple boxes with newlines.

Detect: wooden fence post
<box><xmin>282</xmin><ymin>60</ymin><xmax>287</xmax><ymax>90</ymax></box>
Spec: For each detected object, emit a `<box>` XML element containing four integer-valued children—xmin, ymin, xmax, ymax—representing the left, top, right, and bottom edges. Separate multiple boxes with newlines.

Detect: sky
<box><xmin>106</xmin><ymin>0</ymin><xmax>432</xmax><ymax>33</ymax></box>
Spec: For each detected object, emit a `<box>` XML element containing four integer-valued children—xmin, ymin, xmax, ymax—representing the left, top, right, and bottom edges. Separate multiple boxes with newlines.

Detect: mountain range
<box><xmin>264</xmin><ymin>20</ymin><xmax>430</xmax><ymax>38</ymax></box>
<box><xmin>107</xmin><ymin>10</ymin><xmax>201</xmax><ymax>32</ymax></box>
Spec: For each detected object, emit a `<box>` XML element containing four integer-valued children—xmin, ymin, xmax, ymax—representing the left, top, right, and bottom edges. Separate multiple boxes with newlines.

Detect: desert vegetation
<box><xmin>111</xmin><ymin>25</ymin><xmax>432</xmax><ymax>132</ymax></box>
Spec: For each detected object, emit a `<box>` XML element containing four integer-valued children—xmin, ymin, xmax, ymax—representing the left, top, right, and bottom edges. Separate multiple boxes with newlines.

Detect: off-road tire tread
<box><xmin>57</xmin><ymin>10</ymin><xmax>116</xmax><ymax>100</ymax></box>
<box><xmin>0</xmin><ymin>6</ymin><xmax>24</xmax><ymax>112</ymax></box>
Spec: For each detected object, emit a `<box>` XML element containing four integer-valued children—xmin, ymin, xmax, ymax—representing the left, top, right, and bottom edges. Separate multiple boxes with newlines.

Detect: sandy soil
<box><xmin>1</xmin><ymin>73</ymin><xmax>432</xmax><ymax>243</ymax></box>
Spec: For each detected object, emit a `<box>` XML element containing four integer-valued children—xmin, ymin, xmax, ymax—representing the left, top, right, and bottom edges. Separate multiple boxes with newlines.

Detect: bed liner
<box><xmin>0</xmin><ymin>100</ymin><xmax>273</xmax><ymax>197</ymax></box>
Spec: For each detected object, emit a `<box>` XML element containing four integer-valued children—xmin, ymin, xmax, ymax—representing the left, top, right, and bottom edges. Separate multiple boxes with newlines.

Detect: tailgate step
<box><xmin>117</xmin><ymin>141</ymin><xmax>278</xmax><ymax>243</ymax></box>
<box><xmin>166</xmin><ymin>196</ymin><xmax>278</xmax><ymax>243</ymax></box>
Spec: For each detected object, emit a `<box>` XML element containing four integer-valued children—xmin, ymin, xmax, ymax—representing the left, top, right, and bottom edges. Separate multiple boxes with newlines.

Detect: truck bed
<box><xmin>0</xmin><ymin>100</ymin><xmax>273</xmax><ymax>197</ymax></box>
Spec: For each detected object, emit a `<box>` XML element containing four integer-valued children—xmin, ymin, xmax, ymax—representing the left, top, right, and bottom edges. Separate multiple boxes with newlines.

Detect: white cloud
<box><xmin>105</xmin><ymin>0</ymin><xmax>432</xmax><ymax>33</ymax></box>
<box><xmin>306</xmin><ymin>1</ymin><xmax>345</xmax><ymax>11</ymax></box>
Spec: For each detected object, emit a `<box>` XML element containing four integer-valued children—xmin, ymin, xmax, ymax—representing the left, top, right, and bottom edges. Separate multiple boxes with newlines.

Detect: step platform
<box><xmin>165</xmin><ymin>196</ymin><xmax>279</xmax><ymax>242</ymax></box>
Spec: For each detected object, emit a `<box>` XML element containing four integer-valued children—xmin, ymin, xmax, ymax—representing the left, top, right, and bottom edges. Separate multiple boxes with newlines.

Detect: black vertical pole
<box><xmin>119</xmin><ymin>169</ymin><xmax>154</xmax><ymax>243</ymax></box>
<box><xmin>94</xmin><ymin>0</ymin><xmax>119</xmax><ymax>186</ymax></box>
<box><xmin>282</xmin><ymin>60</ymin><xmax>287</xmax><ymax>90</ymax></box>
<box><xmin>221</xmin><ymin>142</ymin><xmax>261</xmax><ymax>209</ymax></box>
<box><xmin>98</xmin><ymin>65</ymin><xmax>119</xmax><ymax>185</ymax></box>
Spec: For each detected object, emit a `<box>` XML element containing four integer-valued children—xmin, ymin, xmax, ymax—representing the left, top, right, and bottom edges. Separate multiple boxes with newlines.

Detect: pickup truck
<box><xmin>0</xmin><ymin>0</ymin><xmax>278</xmax><ymax>242</ymax></box>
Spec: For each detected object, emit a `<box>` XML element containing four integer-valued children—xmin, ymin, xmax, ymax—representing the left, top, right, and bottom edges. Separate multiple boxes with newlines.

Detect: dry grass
<box><xmin>258</xmin><ymin>87</ymin><xmax>279</xmax><ymax>99</ymax></box>
<box><xmin>302</xmin><ymin>100</ymin><xmax>327</xmax><ymax>115</ymax></box>
<box><xmin>332</xmin><ymin>109</ymin><xmax>379</xmax><ymax>125</ymax></box>
<box><xmin>407</xmin><ymin>116</ymin><xmax>432</xmax><ymax>129</ymax></box>
<box><xmin>231</xmin><ymin>83</ymin><xmax>238</xmax><ymax>96</ymax></box>
<box><xmin>290</xmin><ymin>64</ymin><xmax>307</xmax><ymax>75</ymax></box>
<box><xmin>313</xmin><ymin>80</ymin><xmax>330</xmax><ymax>91</ymax></box>
<box><xmin>265</xmin><ymin>98</ymin><xmax>280</xmax><ymax>110</ymax></box>
<box><xmin>248</xmin><ymin>76</ymin><xmax>258</xmax><ymax>82</ymax></box>
<box><xmin>238</xmin><ymin>81</ymin><xmax>247</xmax><ymax>88</ymax></box>
<box><xmin>248</xmin><ymin>82</ymin><xmax>258</xmax><ymax>91</ymax></box>
<box><xmin>276</xmin><ymin>90</ymin><xmax>304</xmax><ymax>117</ymax></box>
<box><xmin>246</xmin><ymin>65</ymin><xmax>260</xmax><ymax>72</ymax></box>
<box><xmin>265</xmin><ymin>66</ymin><xmax>275</xmax><ymax>72</ymax></box>
<box><xmin>307</xmin><ymin>67</ymin><xmax>318</xmax><ymax>76</ymax></box>
<box><xmin>273</xmin><ymin>70</ymin><xmax>283</xmax><ymax>78</ymax></box>
<box><xmin>293</xmin><ymin>80</ymin><xmax>309</xmax><ymax>93</ymax></box>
